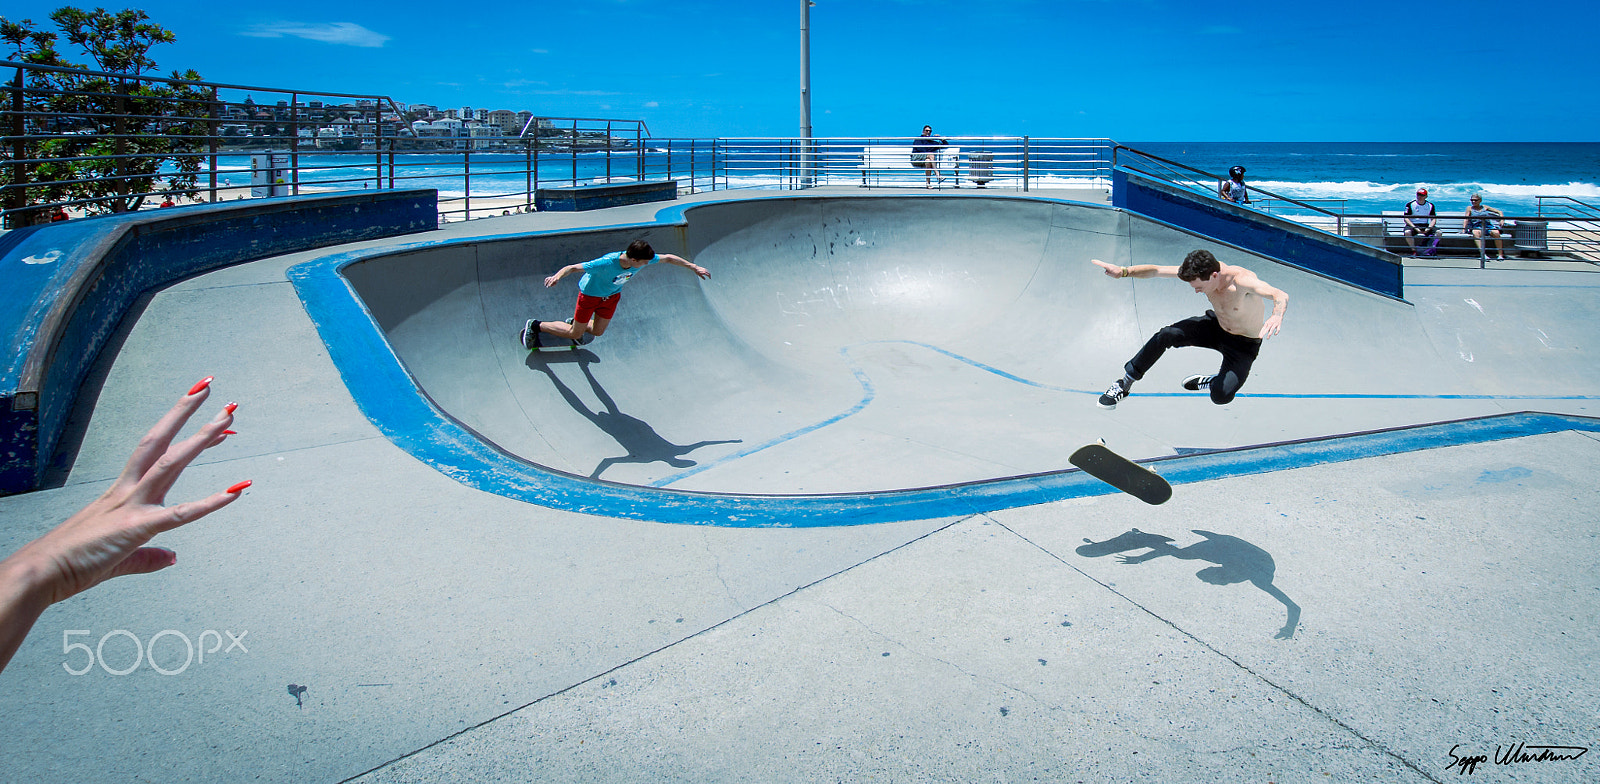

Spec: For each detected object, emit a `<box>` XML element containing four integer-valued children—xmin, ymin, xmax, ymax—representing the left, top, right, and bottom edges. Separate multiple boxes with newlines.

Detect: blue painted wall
<box><xmin>0</xmin><ymin>190</ymin><xmax>437</xmax><ymax>495</ymax></box>
<box><xmin>1113</xmin><ymin>167</ymin><xmax>1404</xmax><ymax>299</ymax></box>
<box><xmin>535</xmin><ymin>181</ymin><xmax>677</xmax><ymax>212</ymax></box>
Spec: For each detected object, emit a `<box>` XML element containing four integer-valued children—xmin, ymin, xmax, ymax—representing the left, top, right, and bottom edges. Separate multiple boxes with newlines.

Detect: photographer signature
<box><xmin>1447</xmin><ymin>743</ymin><xmax>1588</xmax><ymax>775</ymax></box>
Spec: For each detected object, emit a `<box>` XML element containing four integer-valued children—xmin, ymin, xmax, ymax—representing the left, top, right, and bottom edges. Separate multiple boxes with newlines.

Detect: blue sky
<box><xmin>5</xmin><ymin>0</ymin><xmax>1595</xmax><ymax>141</ymax></box>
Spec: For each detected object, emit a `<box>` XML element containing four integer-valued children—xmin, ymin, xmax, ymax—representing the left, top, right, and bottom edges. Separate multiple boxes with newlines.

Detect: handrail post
<box><xmin>6</xmin><ymin>68</ymin><xmax>28</xmax><ymax>225</ymax></box>
<box><xmin>463</xmin><ymin>148</ymin><xmax>471</xmax><ymax>220</ymax></box>
<box><xmin>289</xmin><ymin>92</ymin><xmax>301</xmax><ymax>195</ymax></box>
<box><xmin>1022</xmin><ymin>136</ymin><xmax>1030</xmax><ymax>192</ymax></box>
<box><xmin>372</xmin><ymin>104</ymin><xmax>382</xmax><ymax>190</ymax></box>
<box><xmin>207</xmin><ymin>87</ymin><xmax>220</xmax><ymax>203</ymax></box>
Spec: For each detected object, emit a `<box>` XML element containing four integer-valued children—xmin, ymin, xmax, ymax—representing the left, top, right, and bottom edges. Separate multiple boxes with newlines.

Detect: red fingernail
<box><xmin>188</xmin><ymin>377</ymin><xmax>214</xmax><ymax>395</ymax></box>
<box><xmin>223</xmin><ymin>430</ymin><xmax>237</xmax><ymax>435</ymax></box>
<box><xmin>226</xmin><ymin>480</ymin><xmax>252</xmax><ymax>494</ymax></box>
<box><xmin>224</xmin><ymin>402</ymin><xmax>238</xmax><ymax>414</ymax></box>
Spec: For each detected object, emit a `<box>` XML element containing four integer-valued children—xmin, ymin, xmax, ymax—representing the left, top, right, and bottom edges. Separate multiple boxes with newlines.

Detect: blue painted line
<box><xmin>285</xmin><ymin>198</ymin><xmax>1600</xmax><ymax>527</ymax></box>
<box><xmin>650</xmin><ymin>359</ymin><xmax>876</xmax><ymax>487</ymax></box>
<box><xmin>867</xmin><ymin>340</ymin><xmax>1600</xmax><ymax>402</ymax></box>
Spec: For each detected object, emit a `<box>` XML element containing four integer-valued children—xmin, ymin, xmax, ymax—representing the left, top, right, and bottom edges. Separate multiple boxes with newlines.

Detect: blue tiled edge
<box><xmin>285</xmin><ymin>197</ymin><xmax>1600</xmax><ymax>527</ymax></box>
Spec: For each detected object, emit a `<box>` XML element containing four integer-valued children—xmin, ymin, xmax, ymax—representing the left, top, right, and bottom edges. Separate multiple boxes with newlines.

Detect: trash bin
<box><xmin>968</xmin><ymin>151</ymin><xmax>993</xmax><ymax>187</ymax></box>
<box><xmin>1512</xmin><ymin>219</ymin><xmax>1548</xmax><ymax>257</ymax></box>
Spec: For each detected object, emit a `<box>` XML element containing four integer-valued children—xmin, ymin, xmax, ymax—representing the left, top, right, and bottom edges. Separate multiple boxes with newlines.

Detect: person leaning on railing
<box><xmin>1219</xmin><ymin>166</ymin><xmax>1251</xmax><ymax>205</ymax></box>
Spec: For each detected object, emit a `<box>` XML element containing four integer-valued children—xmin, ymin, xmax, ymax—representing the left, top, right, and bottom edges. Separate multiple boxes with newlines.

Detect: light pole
<box><xmin>800</xmin><ymin>0</ymin><xmax>814</xmax><ymax>185</ymax></box>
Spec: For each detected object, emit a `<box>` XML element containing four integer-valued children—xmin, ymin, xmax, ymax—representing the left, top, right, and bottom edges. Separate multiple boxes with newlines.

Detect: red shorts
<box><xmin>574</xmin><ymin>292</ymin><xmax>621</xmax><ymax>322</ymax></box>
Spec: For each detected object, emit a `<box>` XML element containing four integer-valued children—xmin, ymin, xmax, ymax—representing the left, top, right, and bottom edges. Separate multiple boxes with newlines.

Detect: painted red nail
<box><xmin>188</xmin><ymin>377</ymin><xmax>214</xmax><ymax>395</ymax></box>
<box><xmin>223</xmin><ymin>430</ymin><xmax>237</xmax><ymax>435</ymax></box>
<box><xmin>224</xmin><ymin>402</ymin><xmax>238</xmax><ymax>414</ymax></box>
<box><xmin>226</xmin><ymin>480</ymin><xmax>252</xmax><ymax>494</ymax></box>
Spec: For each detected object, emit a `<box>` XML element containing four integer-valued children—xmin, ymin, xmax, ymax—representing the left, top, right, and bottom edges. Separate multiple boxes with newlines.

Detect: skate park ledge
<box><xmin>0</xmin><ymin>188</ymin><xmax>439</xmax><ymax>495</ymax></box>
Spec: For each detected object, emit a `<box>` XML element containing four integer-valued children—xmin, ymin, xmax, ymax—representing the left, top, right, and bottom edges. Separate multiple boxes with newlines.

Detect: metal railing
<box><xmin>10</xmin><ymin>53</ymin><xmax>1590</xmax><ymax>256</ymax></box>
<box><xmin>3</xmin><ymin>59</ymin><xmax>660</xmax><ymax>226</ymax></box>
<box><xmin>1113</xmin><ymin>146</ymin><xmax>1600</xmax><ymax>263</ymax></box>
<box><xmin>640</xmin><ymin>136</ymin><xmax>1115</xmax><ymax>193</ymax></box>
<box><xmin>1112</xmin><ymin>145</ymin><xmax>1356</xmax><ymax>234</ymax></box>
<box><xmin>6</xmin><ymin>61</ymin><xmax>1118</xmax><ymax>225</ymax></box>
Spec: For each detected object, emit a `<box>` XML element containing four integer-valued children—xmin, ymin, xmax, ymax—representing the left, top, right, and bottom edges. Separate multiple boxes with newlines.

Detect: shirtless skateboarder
<box><xmin>1092</xmin><ymin>250</ymin><xmax>1287</xmax><ymax>408</ymax></box>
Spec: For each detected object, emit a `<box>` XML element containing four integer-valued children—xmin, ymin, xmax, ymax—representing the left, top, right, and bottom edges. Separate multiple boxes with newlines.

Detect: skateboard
<box><xmin>1069</xmin><ymin>442</ymin><xmax>1172</xmax><ymax>505</ymax></box>
<box><xmin>522</xmin><ymin>332</ymin><xmax>583</xmax><ymax>352</ymax></box>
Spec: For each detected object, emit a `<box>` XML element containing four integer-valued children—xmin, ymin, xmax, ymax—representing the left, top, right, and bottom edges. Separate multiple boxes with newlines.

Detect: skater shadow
<box><xmin>1076</xmin><ymin>528</ymin><xmax>1301</xmax><ymax>639</ymax></box>
<box><xmin>529</xmin><ymin>353</ymin><xmax>741</xmax><ymax>480</ymax></box>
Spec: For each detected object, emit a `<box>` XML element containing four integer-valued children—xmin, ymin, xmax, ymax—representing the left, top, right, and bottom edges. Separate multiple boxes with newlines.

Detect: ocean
<box><xmin>204</xmin><ymin>141</ymin><xmax>1598</xmax><ymax>220</ymax></box>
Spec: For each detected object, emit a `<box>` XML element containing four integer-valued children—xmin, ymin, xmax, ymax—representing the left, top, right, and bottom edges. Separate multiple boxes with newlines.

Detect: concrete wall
<box><xmin>0</xmin><ymin>189</ymin><xmax>438</xmax><ymax>495</ymax></box>
<box><xmin>1112</xmin><ymin>167</ymin><xmax>1404</xmax><ymax>299</ymax></box>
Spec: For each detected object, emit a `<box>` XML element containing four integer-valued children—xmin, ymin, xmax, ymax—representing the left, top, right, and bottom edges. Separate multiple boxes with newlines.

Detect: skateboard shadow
<box><xmin>528</xmin><ymin>352</ymin><xmax>741</xmax><ymax>480</ymax></box>
<box><xmin>1076</xmin><ymin>528</ymin><xmax>1301</xmax><ymax>640</ymax></box>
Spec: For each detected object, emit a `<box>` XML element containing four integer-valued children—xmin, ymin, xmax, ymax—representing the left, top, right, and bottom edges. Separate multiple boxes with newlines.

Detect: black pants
<box><xmin>1124</xmin><ymin>311</ymin><xmax>1262</xmax><ymax>404</ymax></box>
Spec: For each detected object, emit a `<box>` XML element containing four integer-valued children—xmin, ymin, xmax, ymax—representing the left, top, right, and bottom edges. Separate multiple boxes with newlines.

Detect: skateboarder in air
<box><xmin>1092</xmin><ymin>250</ymin><xmax>1287</xmax><ymax>409</ymax></box>
<box><xmin>521</xmin><ymin>239</ymin><xmax>710</xmax><ymax>349</ymax></box>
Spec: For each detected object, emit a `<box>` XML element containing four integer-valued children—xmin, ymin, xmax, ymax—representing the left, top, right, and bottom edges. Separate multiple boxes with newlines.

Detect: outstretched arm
<box><xmin>1090</xmin><ymin>258</ymin><xmax>1178</xmax><ymax>279</ymax></box>
<box><xmin>0</xmin><ymin>379</ymin><xmax>249</xmax><ymax>673</ymax></box>
<box><xmin>544</xmin><ymin>263</ymin><xmax>584</xmax><ymax>288</ymax></box>
<box><xmin>659</xmin><ymin>253</ymin><xmax>710</xmax><ymax>280</ymax></box>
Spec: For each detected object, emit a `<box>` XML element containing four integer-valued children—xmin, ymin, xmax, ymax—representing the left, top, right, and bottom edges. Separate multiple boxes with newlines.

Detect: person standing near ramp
<box><xmin>521</xmin><ymin>239</ymin><xmax>710</xmax><ymax>349</ymax></box>
<box><xmin>1092</xmin><ymin>250</ymin><xmax>1287</xmax><ymax>409</ymax></box>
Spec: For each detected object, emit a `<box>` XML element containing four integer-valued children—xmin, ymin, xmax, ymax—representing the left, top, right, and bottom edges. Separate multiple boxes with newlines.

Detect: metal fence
<box><xmin>2</xmin><ymin>59</ymin><xmax>658</xmax><ymax>226</ymax></box>
<box><xmin>6</xmin><ymin>58</ymin><xmax>1595</xmax><ymax>259</ymax></box>
<box><xmin>5</xmin><ymin>60</ymin><xmax>1119</xmax><ymax>225</ymax></box>
<box><xmin>1113</xmin><ymin>146</ymin><xmax>1600</xmax><ymax>262</ymax></box>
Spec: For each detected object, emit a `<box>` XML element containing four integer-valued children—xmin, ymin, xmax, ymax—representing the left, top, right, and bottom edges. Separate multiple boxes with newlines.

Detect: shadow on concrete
<box><xmin>529</xmin><ymin>351</ymin><xmax>741</xmax><ymax>480</ymax></box>
<box><xmin>1077</xmin><ymin>528</ymin><xmax>1301</xmax><ymax>639</ymax></box>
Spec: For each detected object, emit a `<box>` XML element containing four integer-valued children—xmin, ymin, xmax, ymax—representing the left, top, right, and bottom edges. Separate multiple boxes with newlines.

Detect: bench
<box><xmin>1372</xmin><ymin>212</ymin><xmax>1549</xmax><ymax>258</ymax></box>
<box><xmin>534</xmin><ymin>180</ymin><xmax>677</xmax><ymax>212</ymax></box>
<box><xmin>858</xmin><ymin>145</ymin><xmax>961</xmax><ymax>187</ymax></box>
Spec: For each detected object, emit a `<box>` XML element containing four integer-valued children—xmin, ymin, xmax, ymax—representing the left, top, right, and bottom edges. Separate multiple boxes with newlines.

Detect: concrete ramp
<box><xmin>326</xmin><ymin>195</ymin><xmax>1600</xmax><ymax>500</ymax></box>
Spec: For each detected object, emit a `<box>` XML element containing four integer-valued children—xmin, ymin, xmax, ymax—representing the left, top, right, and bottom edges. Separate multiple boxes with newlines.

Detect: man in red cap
<box><xmin>1403</xmin><ymin>188</ymin><xmax>1439</xmax><ymax>257</ymax></box>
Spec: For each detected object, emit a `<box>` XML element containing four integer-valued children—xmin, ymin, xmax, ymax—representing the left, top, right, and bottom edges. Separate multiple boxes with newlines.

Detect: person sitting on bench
<box><xmin>1403</xmin><ymin>188</ymin><xmax>1440</xmax><ymax>257</ymax></box>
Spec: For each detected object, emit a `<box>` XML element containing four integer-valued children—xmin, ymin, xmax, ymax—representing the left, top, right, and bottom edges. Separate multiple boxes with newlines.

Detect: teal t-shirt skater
<box><xmin>577</xmin><ymin>251</ymin><xmax>657</xmax><ymax>298</ymax></box>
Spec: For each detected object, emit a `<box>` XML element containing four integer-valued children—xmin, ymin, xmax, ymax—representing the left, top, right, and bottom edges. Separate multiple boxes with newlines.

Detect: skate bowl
<box><xmin>288</xmin><ymin>194</ymin><xmax>1600</xmax><ymax>525</ymax></box>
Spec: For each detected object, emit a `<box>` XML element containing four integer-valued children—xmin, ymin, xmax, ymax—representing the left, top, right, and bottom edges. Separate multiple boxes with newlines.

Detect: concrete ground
<box><xmin>1</xmin><ymin>187</ymin><xmax>1596</xmax><ymax>783</ymax></box>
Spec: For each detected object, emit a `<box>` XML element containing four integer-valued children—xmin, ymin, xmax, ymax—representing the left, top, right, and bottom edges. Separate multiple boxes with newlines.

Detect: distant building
<box><xmin>488</xmin><ymin>110</ymin><xmax>520</xmax><ymax>135</ymax></box>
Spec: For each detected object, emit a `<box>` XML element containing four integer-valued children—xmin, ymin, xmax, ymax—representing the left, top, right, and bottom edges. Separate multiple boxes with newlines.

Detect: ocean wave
<box><xmin>1255</xmin><ymin>180</ymin><xmax>1600</xmax><ymax>199</ymax></box>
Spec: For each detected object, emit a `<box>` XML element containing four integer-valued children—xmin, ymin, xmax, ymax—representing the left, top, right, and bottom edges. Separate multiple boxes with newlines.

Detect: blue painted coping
<box><xmin>286</xmin><ymin>195</ymin><xmax>1600</xmax><ymax>527</ymax></box>
<box><xmin>0</xmin><ymin>189</ymin><xmax>438</xmax><ymax>495</ymax></box>
<box><xmin>1113</xmin><ymin>167</ymin><xmax>1404</xmax><ymax>299</ymax></box>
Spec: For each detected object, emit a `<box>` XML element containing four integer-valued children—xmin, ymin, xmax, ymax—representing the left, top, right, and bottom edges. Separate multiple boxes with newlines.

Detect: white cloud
<box><xmin>242</xmin><ymin>22</ymin><xmax>391</xmax><ymax>48</ymax></box>
<box><xmin>644</xmin><ymin>101</ymin><xmax>659</xmax><ymax>108</ymax></box>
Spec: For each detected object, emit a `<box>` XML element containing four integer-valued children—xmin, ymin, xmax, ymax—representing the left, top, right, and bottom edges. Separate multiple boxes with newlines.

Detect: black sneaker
<box><xmin>1097</xmin><ymin>379</ymin><xmax>1130</xmax><ymax>409</ymax></box>
<box><xmin>520</xmin><ymin>319</ymin><xmax>542</xmax><ymax>349</ymax></box>
<box><xmin>1182</xmin><ymin>374</ymin><xmax>1214</xmax><ymax>391</ymax></box>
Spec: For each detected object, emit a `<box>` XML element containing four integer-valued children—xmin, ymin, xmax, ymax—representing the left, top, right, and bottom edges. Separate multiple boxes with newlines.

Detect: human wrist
<box><xmin>0</xmin><ymin>550</ymin><xmax>55</xmax><ymax>621</ymax></box>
